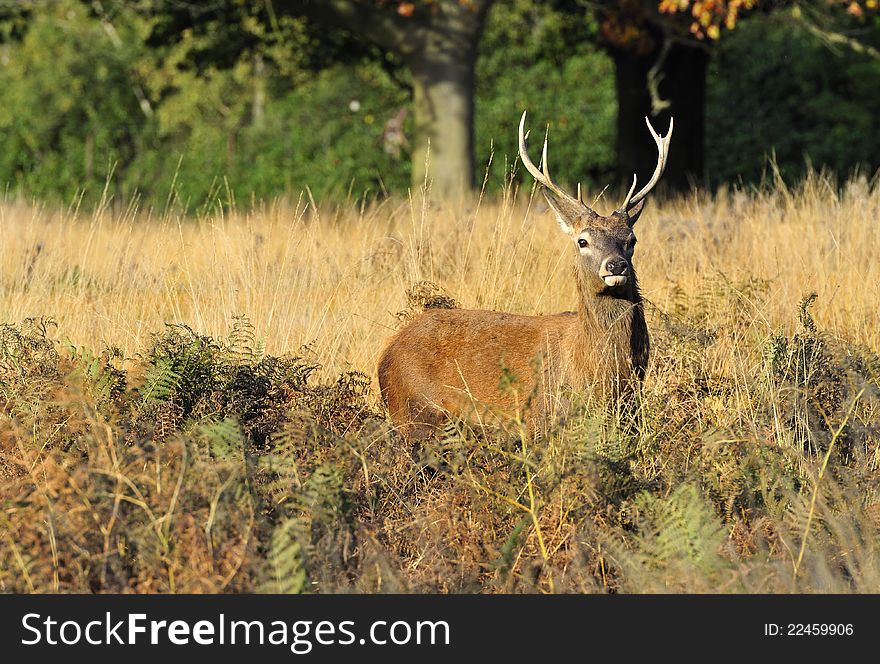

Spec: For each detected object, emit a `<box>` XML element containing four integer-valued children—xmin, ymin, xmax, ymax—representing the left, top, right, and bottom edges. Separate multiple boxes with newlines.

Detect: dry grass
<box><xmin>1</xmin><ymin>170</ymin><xmax>880</xmax><ymax>593</ymax></box>
<box><xmin>2</xmin><ymin>174</ymin><xmax>879</xmax><ymax>381</ymax></box>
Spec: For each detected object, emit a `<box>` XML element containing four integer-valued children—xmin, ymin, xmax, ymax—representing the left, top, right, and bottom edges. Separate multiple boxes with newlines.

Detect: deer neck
<box><xmin>575</xmin><ymin>264</ymin><xmax>641</xmax><ymax>325</ymax></box>
<box><xmin>570</xmin><ymin>266</ymin><xmax>647</xmax><ymax>392</ymax></box>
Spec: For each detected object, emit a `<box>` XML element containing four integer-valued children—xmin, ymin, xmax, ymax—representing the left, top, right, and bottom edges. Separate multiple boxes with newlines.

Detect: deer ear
<box><xmin>542</xmin><ymin>190</ymin><xmax>578</xmax><ymax>236</ymax></box>
<box><xmin>626</xmin><ymin>199</ymin><xmax>647</xmax><ymax>227</ymax></box>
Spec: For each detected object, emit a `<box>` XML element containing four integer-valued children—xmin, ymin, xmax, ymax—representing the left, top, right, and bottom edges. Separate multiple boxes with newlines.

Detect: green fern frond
<box><xmin>262</xmin><ymin>517</ymin><xmax>308</xmax><ymax>594</ymax></box>
<box><xmin>628</xmin><ymin>483</ymin><xmax>729</xmax><ymax>576</ymax></box>
<box><xmin>194</xmin><ymin>417</ymin><xmax>245</xmax><ymax>461</ymax></box>
<box><xmin>297</xmin><ymin>463</ymin><xmax>345</xmax><ymax>527</ymax></box>
<box><xmin>139</xmin><ymin>356</ymin><xmax>181</xmax><ymax>407</ymax></box>
<box><xmin>493</xmin><ymin>517</ymin><xmax>528</xmax><ymax>575</ymax></box>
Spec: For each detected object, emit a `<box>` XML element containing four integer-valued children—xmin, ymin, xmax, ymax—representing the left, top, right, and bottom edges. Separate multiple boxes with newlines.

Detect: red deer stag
<box><xmin>378</xmin><ymin>111</ymin><xmax>673</xmax><ymax>439</ymax></box>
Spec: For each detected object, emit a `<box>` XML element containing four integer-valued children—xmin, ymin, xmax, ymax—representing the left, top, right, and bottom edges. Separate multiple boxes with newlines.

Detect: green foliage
<box><xmin>617</xmin><ymin>483</ymin><xmax>732</xmax><ymax>590</ymax></box>
<box><xmin>0</xmin><ymin>0</ymin><xmax>616</xmax><ymax>205</ymax></box>
<box><xmin>476</xmin><ymin>1</ymin><xmax>616</xmax><ymax>192</ymax></box>
<box><xmin>139</xmin><ymin>356</ymin><xmax>182</xmax><ymax>407</ymax></box>
<box><xmin>0</xmin><ymin>1</ymin><xmax>150</xmax><ymax>202</ymax></box>
<box><xmin>64</xmin><ymin>342</ymin><xmax>127</xmax><ymax>408</ymax></box>
<box><xmin>228</xmin><ymin>63</ymin><xmax>411</xmax><ymax>201</ymax></box>
<box><xmin>264</xmin><ymin>517</ymin><xmax>308</xmax><ymax>594</ymax></box>
<box><xmin>765</xmin><ymin>292</ymin><xmax>880</xmax><ymax>463</ymax></box>
<box><xmin>1</xmin><ymin>2</ymin><xmax>880</xmax><ymax>204</ymax></box>
<box><xmin>193</xmin><ymin>417</ymin><xmax>245</xmax><ymax>462</ymax></box>
<box><xmin>0</xmin><ymin>0</ymin><xmax>411</xmax><ymax>208</ymax></box>
<box><xmin>707</xmin><ymin>18</ymin><xmax>880</xmax><ymax>185</ymax></box>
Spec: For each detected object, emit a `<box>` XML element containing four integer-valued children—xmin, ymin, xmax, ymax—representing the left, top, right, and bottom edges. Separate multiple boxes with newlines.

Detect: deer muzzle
<box><xmin>600</xmin><ymin>257</ymin><xmax>629</xmax><ymax>287</ymax></box>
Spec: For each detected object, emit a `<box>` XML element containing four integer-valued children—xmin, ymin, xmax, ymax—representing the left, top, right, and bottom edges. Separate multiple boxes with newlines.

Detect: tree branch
<box><xmin>646</xmin><ymin>34</ymin><xmax>672</xmax><ymax>116</ymax></box>
<box><xmin>790</xmin><ymin>12</ymin><xmax>880</xmax><ymax>60</ymax></box>
<box><xmin>92</xmin><ymin>0</ymin><xmax>154</xmax><ymax>117</ymax></box>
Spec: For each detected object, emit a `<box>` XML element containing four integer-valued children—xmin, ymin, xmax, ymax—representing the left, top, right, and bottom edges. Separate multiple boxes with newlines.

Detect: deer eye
<box><xmin>577</xmin><ymin>238</ymin><xmax>588</xmax><ymax>248</ymax></box>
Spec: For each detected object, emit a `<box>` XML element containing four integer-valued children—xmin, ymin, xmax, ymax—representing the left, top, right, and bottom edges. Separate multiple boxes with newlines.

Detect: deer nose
<box><xmin>602</xmin><ymin>258</ymin><xmax>629</xmax><ymax>276</ymax></box>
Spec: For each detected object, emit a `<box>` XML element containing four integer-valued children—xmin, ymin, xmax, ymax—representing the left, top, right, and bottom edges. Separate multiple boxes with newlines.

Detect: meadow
<box><xmin>1</xmin><ymin>171</ymin><xmax>879</xmax><ymax>593</ymax></box>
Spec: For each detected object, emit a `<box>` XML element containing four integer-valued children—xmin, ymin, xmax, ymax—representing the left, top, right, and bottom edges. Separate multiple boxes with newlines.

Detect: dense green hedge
<box><xmin>706</xmin><ymin>18</ymin><xmax>880</xmax><ymax>186</ymax></box>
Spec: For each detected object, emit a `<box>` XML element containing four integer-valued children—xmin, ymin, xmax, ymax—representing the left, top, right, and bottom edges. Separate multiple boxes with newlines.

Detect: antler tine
<box><xmin>518</xmin><ymin>111</ymin><xmax>583</xmax><ymax>209</ymax></box>
<box><xmin>622</xmin><ymin>174</ymin><xmax>638</xmax><ymax>208</ymax></box>
<box><xmin>518</xmin><ymin>111</ymin><xmax>546</xmax><ymax>186</ymax></box>
<box><xmin>541</xmin><ymin>131</ymin><xmax>550</xmax><ymax>180</ymax></box>
<box><xmin>618</xmin><ymin>116</ymin><xmax>674</xmax><ymax>212</ymax></box>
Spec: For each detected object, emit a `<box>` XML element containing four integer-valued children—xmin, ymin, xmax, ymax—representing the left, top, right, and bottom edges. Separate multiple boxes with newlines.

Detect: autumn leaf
<box><xmin>847</xmin><ymin>1</ymin><xmax>864</xmax><ymax>16</ymax></box>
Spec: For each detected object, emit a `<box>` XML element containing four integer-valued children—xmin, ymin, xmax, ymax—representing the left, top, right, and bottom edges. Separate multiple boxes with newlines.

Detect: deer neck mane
<box><xmin>569</xmin><ymin>265</ymin><xmax>648</xmax><ymax>390</ymax></box>
<box><xmin>574</xmin><ymin>265</ymin><xmax>641</xmax><ymax>326</ymax></box>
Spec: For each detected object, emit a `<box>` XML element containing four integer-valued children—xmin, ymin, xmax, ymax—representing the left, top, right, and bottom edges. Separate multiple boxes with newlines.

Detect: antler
<box><xmin>617</xmin><ymin>116</ymin><xmax>674</xmax><ymax>213</ymax></box>
<box><xmin>518</xmin><ymin>111</ymin><xmax>590</xmax><ymax>213</ymax></box>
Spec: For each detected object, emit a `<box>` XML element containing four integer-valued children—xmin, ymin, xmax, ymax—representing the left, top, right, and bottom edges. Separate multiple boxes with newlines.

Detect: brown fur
<box><xmin>378</xmin><ymin>111</ymin><xmax>668</xmax><ymax>439</ymax></box>
<box><xmin>377</xmin><ymin>219</ymin><xmax>650</xmax><ymax>439</ymax></box>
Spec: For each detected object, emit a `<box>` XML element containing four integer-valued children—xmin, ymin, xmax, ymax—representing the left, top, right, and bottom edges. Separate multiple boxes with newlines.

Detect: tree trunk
<box><xmin>612</xmin><ymin>41</ymin><xmax>708</xmax><ymax>194</ymax></box>
<box><xmin>290</xmin><ymin>0</ymin><xmax>492</xmax><ymax>200</ymax></box>
<box><xmin>405</xmin><ymin>4</ymin><xmax>489</xmax><ymax>200</ymax></box>
<box><xmin>408</xmin><ymin>36</ymin><xmax>477</xmax><ymax>199</ymax></box>
<box><xmin>252</xmin><ymin>52</ymin><xmax>266</xmax><ymax>129</ymax></box>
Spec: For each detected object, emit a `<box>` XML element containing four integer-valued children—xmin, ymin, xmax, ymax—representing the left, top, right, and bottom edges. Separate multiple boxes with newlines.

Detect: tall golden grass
<box><xmin>2</xmin><ymin>171</ymin><xmax>878</xmax><ymax>387</ymax></box>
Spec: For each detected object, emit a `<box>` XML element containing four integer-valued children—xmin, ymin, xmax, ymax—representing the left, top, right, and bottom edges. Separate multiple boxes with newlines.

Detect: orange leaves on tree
<box><xmin>659</xmin><ymin>0</ymin><xmax>757</xmax><ymax>40</ymax></box>
<box><xmin>600</xmin><ymin>15</ymin><xmax>655</xmax><ymax>54</ymax></box>
<box><xmin>375</xmin><ymin>0</ymin><xmax>478</xmax><ymax>18</ymax></box>
<box><xmin>661</xmin><ymin>1</ymin><xmax>878</xmax><ymax>40</ymax></box>
<box><xmin>659</xmin><ymin>0</ymin><xmax>691</xmax><ymax>11</ymax></box>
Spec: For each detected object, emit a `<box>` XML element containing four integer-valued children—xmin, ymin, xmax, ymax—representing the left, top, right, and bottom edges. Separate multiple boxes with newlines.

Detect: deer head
<box><xmin>519</xmin><ymin>111</ymin><xmax>673</xmax><ymax>296</ymax></box>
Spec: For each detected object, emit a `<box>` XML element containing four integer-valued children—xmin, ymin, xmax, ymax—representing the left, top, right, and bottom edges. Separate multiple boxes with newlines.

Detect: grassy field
<box><xmin>1</xmin><ymin>172</ymin><xmax>879</xmax><ymax>592</ymax></box>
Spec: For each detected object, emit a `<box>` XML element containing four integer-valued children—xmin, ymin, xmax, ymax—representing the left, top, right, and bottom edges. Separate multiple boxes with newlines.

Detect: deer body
<box><xmin>379</xmin><ymin>112</ymin><xmax>671</xmax><ymax>438</ymax></box>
